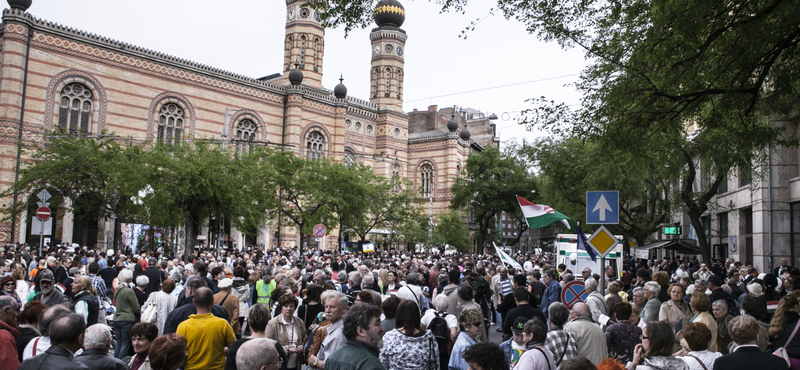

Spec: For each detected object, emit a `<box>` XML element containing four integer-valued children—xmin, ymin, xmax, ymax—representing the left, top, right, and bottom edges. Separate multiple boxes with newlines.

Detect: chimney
<box><xmin>428</xmin><ymin>105</ymin><xmax>438</xmax><ymax>112</ymax></box>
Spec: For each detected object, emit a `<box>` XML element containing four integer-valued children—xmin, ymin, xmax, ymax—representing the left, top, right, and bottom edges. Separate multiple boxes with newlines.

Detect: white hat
<box><xmin>747</xmin><ymin>282</ymin><xmax>764</xmax><ymax>296</ymax></box>
<box><xmin>107</xmin><ymin>249</ymin><xmax>115</xmax><ymax>257</ymax></box>
<box><xmin>218</xmin><ymin>278</ymin><xmax>233</xmax><ymax>289</ymax></box>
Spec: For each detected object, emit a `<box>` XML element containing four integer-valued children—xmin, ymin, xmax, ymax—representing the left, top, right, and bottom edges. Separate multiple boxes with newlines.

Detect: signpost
<box><xmin>34</xmin><ymin>190</ymin><xmax>52</xmax><ymax>255</ymax></box>
<box><xmin>561</xmin><ymin>281</ymin><xmax>589</xmax><ymax>308</ymax></box>
<box><xmin>586</xmin><ymin>191</ymin><xmax>619</xmax><ymax>224</ymax></box>
<box><xmin>313</xmin><ymin>224</ymin><xmax>327</xmax><ymax>250</ymax></box>
<box><xmin>587</xmin><ymin>225</ymin><xmax>620</xmax><ymax>294</ymax></box>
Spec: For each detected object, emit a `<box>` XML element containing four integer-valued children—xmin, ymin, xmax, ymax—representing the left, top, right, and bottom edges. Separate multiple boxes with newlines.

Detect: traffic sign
<box><xmin>561</xmin><ymin>281</ymin><xmax>589</xmax><ymax>308</ymax></box>
<box><xmin>313</xmin><ymin>224</ymin><xmax>327</xmax><ymax>238</ymax></box>
<box><xmin>36</xmin><ymin>189</ymin><xmax>51</xmax><ymax>202</ymax></box>
<box><xmin>586</xmin><ymin>191</ymin><xmax>619</xmax><ymax>224</ymax></box>
<box><xmin>587</xmin><ymin>225</ymin><xmax>619</xmax><ymax>258</ymax></box>
<box><xmin>36</xmin><ymin>206</ymin><xmax>51</xmax><ymax>221</ymax></box>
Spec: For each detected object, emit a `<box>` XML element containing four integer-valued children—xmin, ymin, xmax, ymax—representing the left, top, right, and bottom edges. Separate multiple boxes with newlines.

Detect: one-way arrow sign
<box><xmin>586</xmin><ymin>191</ymin><xmax>619</xmax><ymax>224</ymax></box>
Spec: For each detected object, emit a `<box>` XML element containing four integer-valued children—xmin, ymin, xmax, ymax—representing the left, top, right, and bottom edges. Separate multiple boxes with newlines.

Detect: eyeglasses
<box><xmin>640</xmin><ymin>335</ymin><xmax>649</xmax><ymax>340</ymax></box>
<box><xmin>471</xmin><ymin>322</ymin><xmax>482</xmax><ymax>328</ymax></box>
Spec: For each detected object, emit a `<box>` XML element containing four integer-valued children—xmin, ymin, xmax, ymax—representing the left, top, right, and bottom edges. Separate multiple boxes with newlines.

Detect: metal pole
<box><xmin>601</xmin><ymin>256</ymin><xmax>606</xmax><ymax>294</ymax></box>
<box><xmin>39</xmin><ymin>219</ymin><xmax>43</xmax><ymax>255</ymax></box>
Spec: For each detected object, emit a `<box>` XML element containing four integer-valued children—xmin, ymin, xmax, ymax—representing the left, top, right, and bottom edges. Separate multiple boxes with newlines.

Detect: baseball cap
<box><xmin>510</xmin><ymin>316</ymin><xmax>528</xmax><ymax>333</ymax></box>
<box><xmin>707</xmin><ymin>275</ymin><xmax>722</xmax><ymax>286</ymax></box>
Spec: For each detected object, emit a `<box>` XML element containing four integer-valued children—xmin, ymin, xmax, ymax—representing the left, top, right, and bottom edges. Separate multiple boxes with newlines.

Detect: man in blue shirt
<box><xmin>541</xmin><ymin>269</ymin><xmax>561</xmax><ymax>317</ymax></box>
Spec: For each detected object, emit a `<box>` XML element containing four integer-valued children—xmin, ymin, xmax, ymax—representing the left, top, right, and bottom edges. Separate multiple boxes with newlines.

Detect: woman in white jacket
<box><xmin>147</xmin><ymin>278</ymin><xmax>177</xmax><ymax>336</ymax></box>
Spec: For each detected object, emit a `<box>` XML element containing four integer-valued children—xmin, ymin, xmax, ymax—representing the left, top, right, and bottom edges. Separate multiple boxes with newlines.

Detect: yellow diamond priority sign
<box><xmin>587</xmin><ymin>225</ymin><xmax>618</xmax><ymax>258</ymax></box>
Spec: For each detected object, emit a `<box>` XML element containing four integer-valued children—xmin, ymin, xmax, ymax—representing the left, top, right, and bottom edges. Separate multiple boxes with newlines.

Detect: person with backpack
<box><xmin>422</xmin><ymin>295</ymin><xmax>458</xmax><ymax>370</ymax></box>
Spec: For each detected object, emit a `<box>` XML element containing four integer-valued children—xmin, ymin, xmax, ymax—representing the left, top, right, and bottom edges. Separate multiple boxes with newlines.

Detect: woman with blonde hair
<box><xmin>70</xmin><ymin>275</ymin><xmax>99</xmax><ymax>326</ymax></box>
<box><xmin>769</xmin><ymin>294</ymin><xmax>800</xmax><ymax>367</ymax></box>
<box><xmin>680</xmin><ymin>293</ymin><xmax>717</xmax><ymax>352</ymax></box>
<box><xmin>659</xmin><ymin>283</ymin><xmax>691</xmax><ymax>332</ymax></box>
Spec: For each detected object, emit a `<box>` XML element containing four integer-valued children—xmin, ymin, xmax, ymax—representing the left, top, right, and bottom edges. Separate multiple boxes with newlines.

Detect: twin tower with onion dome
<box><xmin>283</xmin><ymin>0</ymin><xmax>407</xmax><ymax>112</ymax></box>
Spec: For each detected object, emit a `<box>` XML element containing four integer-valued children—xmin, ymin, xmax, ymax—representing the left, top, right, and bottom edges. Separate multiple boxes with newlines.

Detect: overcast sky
<box><xmin>25</xmin><ymin>0</ymin><xmax>588</xmax><ymax>146</ymax></box>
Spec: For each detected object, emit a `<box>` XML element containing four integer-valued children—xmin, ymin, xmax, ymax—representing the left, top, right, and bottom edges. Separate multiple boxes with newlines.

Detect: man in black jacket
<box><xmin>497</xmin><ymin>274</ymin><xmax>535</xmax><ymax>332</ymax></box>
<box><xmin>502</xmin><ymin>287</ymin><xmax>544</xmax><ymax>341</ymax></box>
<box><xmin>75</xmin><ymin>324</ymin><xmax>128</xmax><ymax>370</ymax></box>
<box><xmin>142</xmin><ymin>257</ymin><xmax>163</xmax><ymax>298</ymax></box>
<box><xmin>163</xmin><ymin>276</ymin><xmax>230</xmax><ymax>334</ymax></box>
<box><xmin>713</xmin><ymin>315</ymin><xmax>788</xmax><ymax>370</ymax></box>
<box><xmin>19</xmin><ymin>314</ymin><xmax>89</xmax><ymax>370</ymax></box>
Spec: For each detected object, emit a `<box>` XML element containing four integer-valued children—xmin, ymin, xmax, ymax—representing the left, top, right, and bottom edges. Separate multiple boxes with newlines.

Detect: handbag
<box><xmin>774</xmin><ymin>320</ymin><xmax>800</xmax><ymax>366</ymax></box>
<box><xmin>141</xmin><ymin>296</ymin><xmax>158</xmax><ymax>324</ymax></box>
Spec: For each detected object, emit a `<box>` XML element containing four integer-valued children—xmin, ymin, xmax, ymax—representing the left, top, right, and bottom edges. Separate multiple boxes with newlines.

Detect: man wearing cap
<box><xmin>499</xmin><ymin>316</ymin><xmax>534</xmax><ymax>368</ymax></box>
<box><xmin>213</xmin><ymin>278</ymin><xmax>240</xmax><ymax>336</ymax></box>
<box><xmin>32</xmin><ymin>270</ymin><xmax>65</xmax><ymax>307</ymax></box>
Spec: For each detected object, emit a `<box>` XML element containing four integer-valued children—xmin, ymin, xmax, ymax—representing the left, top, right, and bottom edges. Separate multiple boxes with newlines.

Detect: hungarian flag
<box><xmin>516</xmin><ymin>195</ymin><xmax>573</xmax><ymax>230</ymax></box>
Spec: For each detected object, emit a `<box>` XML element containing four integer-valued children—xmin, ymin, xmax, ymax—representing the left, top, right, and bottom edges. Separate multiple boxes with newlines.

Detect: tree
<box><xmin>137</xmin><ymin>142</ymin><xmax>280</xmax><ymax>257</ymax></box>
<box><xmin>526</xmin><ymin>137</ymin><xmax>676</xmax><ymax>247</ymax></box>
<box><xmin>450</xmin><ymin>146</ymin><xmax>537</xmax><ymax>249</ymax></box>
<box><xmin>435</xmin><ymin>209</ymin><xmax>472</xmax><ymax>252</ymax></box>
<box><xmin>1</xmin><ymin>133</ymin><xmax>147</xmax><ymax>247</ymax></box>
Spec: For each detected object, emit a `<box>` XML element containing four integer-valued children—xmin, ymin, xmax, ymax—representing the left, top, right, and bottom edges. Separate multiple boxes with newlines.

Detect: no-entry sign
<box><xmin>36</xmin><ymin>206</ymin><xmax>51</xmax><ymax>221</ymax></box>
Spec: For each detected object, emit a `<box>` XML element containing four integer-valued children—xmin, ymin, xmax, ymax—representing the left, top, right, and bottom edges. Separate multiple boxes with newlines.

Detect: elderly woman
<box><xmin>70</xmin><ymin>275</ymin><xmax>99</xmax><ymax>326</ymax></box>
<box><xmin>450</xmin><ymin>308</ymin><xmax>484</xmax><ymax>370</ymax></box>
<box><xmin>149</xmin><ymin>333</ymin><xmax>187</xmax><ymax>370</ymax></box>
<box><xmin>148</xmin><ymin>278</ymin><xmax>178</xmax><ymax>335</ymax></box>
<box><xmin>675</xmin><ymin>322</ymin><xmax>722</xmax><ymax>370</ymax></box>
<box><xmin>422</xmin><ymin>294</ymin><xmax>459</xmax><ymax>342</ymax></box>
<box><xmin>606</xmin><ymin>302</ymin><xmax>642</xmax><ymax>363</ymax></box>
<box><xmin>214</xmin><ymin>278</ymin><xmax>241</xmax><ymax>336</ymax></box>
<box><xmin>265</xmin><ymin>295</ymin><xmax>307</xmax><ymax>370</ymax></box>
<box><xmin>134</xmin><ymin>275</ymin><xmax>149</xmax><ymax>306</ymax></box>
<box><xmin>625</xmin><ymin>321</ymin><xmax>686</xmax><ymax>370</ymax></box>
<box><xmin>129</xmin><ymin>322</ymin><xmax>158</xmax><ymax>370</ymax></box>
<box><xmin>659</xmin><ymin>283</ymin><xmax>691</xmax><ymax>332</ymax></box>
<box><xmin>632</xmin><ymin>287</ymin><xmax>646</xmax><ymax>312</ymax></box>
<box><xmin>712</xmin><ymin>299</ymin><xmax>734</xmax><ymax>354</ymax></box>
<box><xmin>641</xmin><ymin>282</ymin><xmax>662</xmax><ymax>324</ymax></box>
<box><xmin>114</xmin><ymin>269</ymin><xmax>141</xmax><ymax>359</ymax></box>
<box><xmin>681</xmin><ymin>292</ymin><xmax>717</xmax><ymax>352</ymax></box>
<box><xmin>0</xmin><ymin>275</ymin><xmax>21</xmax><ymax>308</ymax></box>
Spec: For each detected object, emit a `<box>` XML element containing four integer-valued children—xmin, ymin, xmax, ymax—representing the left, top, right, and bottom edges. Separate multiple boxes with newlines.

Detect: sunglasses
<box><xmin>3</xmin><ymin>283</ymin><xmax>14</xmax><ymax>287</ymax></box>
<box><xmin>470</xmin><ymin>321</ymin><xmax>482</xmax><ymax>328</ymax></box>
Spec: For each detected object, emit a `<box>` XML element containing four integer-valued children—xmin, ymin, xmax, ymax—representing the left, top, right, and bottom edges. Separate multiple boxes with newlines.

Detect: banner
<box><xmin>362</xmin><ymin>243</ymin><xmax>375</xmax><ymax>252</ymax></box>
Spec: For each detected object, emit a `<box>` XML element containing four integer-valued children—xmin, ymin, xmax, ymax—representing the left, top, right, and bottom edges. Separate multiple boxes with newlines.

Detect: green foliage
<box><xmin>450</xmin><ymin>146</ymin><xmax>537</xmax><ymax>249</ymax></box>
<box><xmin>435</xmin><ymin>209</ymin><xmax>472</xmax><ymax>252</ymax></box>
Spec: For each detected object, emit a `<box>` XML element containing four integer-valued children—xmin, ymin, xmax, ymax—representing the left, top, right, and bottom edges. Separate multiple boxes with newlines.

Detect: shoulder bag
<box><xmin>774</xmin><ymin>320</ymin><xmax>800</xmax><ymax>366</ymax></box>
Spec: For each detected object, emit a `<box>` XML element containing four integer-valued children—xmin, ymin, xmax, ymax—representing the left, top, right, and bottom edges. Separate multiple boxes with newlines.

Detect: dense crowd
<box><xmin>0</xmin><ymin>243</ymin><xmax>800</xmax><ymax>370</ymax></box>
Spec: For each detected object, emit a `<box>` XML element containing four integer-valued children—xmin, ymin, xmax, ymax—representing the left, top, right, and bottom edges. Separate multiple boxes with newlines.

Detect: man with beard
<box><xmin>32</xmin><ymin>270</ymin><xmax>65</xmax><ymax>307</ymax></box>
<box><xmin>323</xmin><ymin>302</ymin><xmax>385</xmax><ymax>370</ymax></box>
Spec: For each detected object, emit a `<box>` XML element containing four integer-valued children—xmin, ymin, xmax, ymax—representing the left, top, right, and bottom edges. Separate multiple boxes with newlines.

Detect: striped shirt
<box><xmin>501</xmin><ymin>278</ymin><xmax>512</xmax><ymax>297</ymax></box>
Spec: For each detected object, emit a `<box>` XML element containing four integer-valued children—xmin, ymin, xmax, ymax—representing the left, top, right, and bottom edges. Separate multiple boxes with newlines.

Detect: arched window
<box><xmin>157</xmin><ymin>103</ymin><xmax>184</xmax><ymax>144</ymax></box>
<box><xmin>285</xmin><ymin>36</ymin><xmax>293</xmax><ymax>70</ymax></box>
<box><xmin>58</xmin><ymin>83</ymin><xmax>93</xmax><ymax>135</ymax></box>
<box><xmin>313</xmin><ymin>37</ymin><xmax>320</xmax><ymax>71</ymax></box>
<box><xmin>372</xmin><ymin>68</ymin><xmax>380</xmax><ymax>98</ymax></box>
<box><xmin>420</xmin><ymin>163</ymin><xmax>434</xmax><ymax>198</ymax></box>
<box><xmin>306</xmin><ymin>131</ymin><xmax>325</xmax><ymax>160</ymax></box>
<box><xmin>300</xmin><ymin>36</ymin><xmax>307</xmax><ymax>67</ymax></box>
<box><xmin>343</xmin><ymin>148</ymin><xmax>356</xmax><ymax>166</ymax></box>
<box><xmin>397</xmin><ymin>68</ymin><xmax>404</xmax><ymax>99</ymax></box>
<box><xmin>235</xmin><ymin>119</ymin><xmax>258</xmax><ymax>154</ymax></box>
<box><xmin>456</xmin><ymin>162</ymin><xmax>462</xmax><ymax>177</ymax></box>
<box><xmin>385</xmin><ymin>68</ymin><xmax>392</xmax><ymax>96</ymax></box>
<box><xmin>392</xmin><ymin>164</ymin><xmax>400</xmax><ymax>192</ymax></box>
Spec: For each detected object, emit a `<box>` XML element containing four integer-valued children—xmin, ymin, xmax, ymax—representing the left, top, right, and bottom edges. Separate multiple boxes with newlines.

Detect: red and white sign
<box><xmin>560</xmin><ymin>281</ymin><xmax>589</xmax><ymax>308</ymax></box>
<box><xmin>313</xmin><ymin>224</ymin><xmax>327</xmax><ymax>238</ymax></box>
<box><xmin>36</xmin><ymin>206</ymin><xmax>51</xmax><ymax>221</ymax></box>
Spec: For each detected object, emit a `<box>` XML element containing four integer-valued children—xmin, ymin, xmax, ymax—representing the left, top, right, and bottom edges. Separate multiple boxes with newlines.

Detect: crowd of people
<box><xmin>1</xmin><ymin>243</ymin><xmax>800</xmax><ymax>370</ymax></box>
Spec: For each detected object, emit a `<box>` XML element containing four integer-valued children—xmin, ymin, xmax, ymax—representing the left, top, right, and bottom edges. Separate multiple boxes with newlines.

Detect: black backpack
<box><xmin>429</xmin><ymin>312</ymin><xmax>452</xmax><ymax>370</ymax></box>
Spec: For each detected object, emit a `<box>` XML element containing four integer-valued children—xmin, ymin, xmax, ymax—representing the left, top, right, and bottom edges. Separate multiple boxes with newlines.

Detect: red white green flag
<box><xmin>516</xmin><ymin>195</ymin><xmax>573</xmax><ymax>230</ymax></box>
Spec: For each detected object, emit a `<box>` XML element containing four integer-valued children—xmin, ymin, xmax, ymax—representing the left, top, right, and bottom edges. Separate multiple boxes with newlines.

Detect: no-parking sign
<box><xmin>561</xmin><ymin>281</ymin><xmax>589</xmax><ymax>308</ymax></box>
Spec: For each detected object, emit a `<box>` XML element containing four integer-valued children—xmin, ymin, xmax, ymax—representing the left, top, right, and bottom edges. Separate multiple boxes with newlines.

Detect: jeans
<box><xmin>114</xmin><ymin>320</ymin><xmax>134</xmax><ymax>359</ymax></box>
<box><xmin>496</xmin><ymin>311</ymin><xmax>502</xmax><ymax>330</ymax></box>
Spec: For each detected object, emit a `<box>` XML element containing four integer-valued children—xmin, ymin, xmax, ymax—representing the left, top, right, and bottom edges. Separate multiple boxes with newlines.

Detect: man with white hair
<box><xmin>236</xmin><ymin>338</ymin><xmax>280</xmax><ymax>370</ymax></box>
<box><xmin>564</xmin><ymin>302</ymin><xmax>607</xmax><ymax>365</ymax></box>
<box><xmin>583</xmin><ymin>278</ymin><xmax>607</xmax><ymax>322</ymax></box>
<box><xmin>74</xmin><ymin>324</ymin><xmax>128</xmax><ymax>370</ymax></box>
<box><xmin>361</xmin><ymin>273</ymin><xmax>382</xmax><ymax>307</ymax></box>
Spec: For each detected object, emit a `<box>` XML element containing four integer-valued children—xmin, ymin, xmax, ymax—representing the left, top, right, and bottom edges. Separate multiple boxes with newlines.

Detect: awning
<box><xmin>635</xmin><ymin>238</ymin><xmax>702</xmax><ymax>255</ymax></box>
